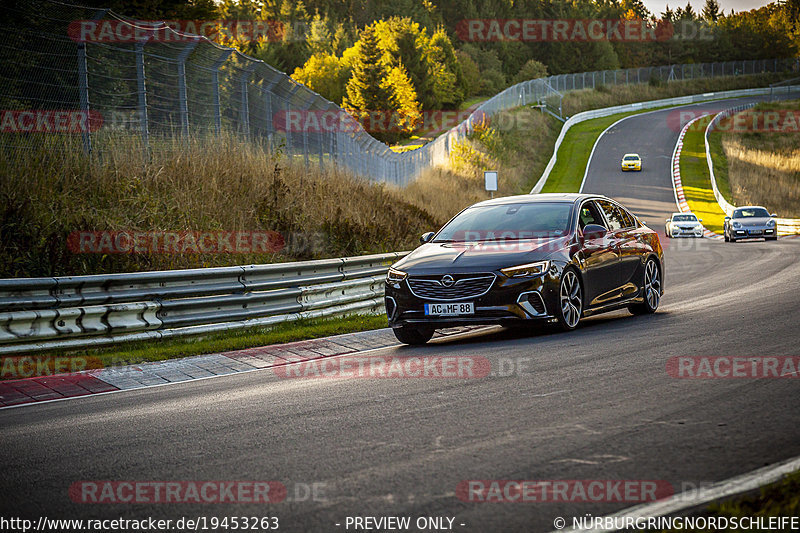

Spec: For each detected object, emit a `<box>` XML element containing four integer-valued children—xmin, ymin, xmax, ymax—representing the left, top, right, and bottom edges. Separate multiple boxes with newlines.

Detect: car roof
<box><xmin>469</xmin><ymin>193</ymin><xmax>610</xmax><ymax>208</ymax></box>
<box><xmin>623</xmin><ymin>153</ymin><xmax>640</xmax><ymax>157</ymax></box>
<box><xmin>734</xmin><ymin>205</ymin><xmax>768</xmax><ymax>210</ymax></box>
<box><xmin>672</xmin><ymin>212</ymin><xmax>696</xmax><ymax>216</ymax></box>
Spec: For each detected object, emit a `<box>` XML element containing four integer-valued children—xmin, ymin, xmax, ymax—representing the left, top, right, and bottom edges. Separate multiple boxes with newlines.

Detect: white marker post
<box><xmin>484</xmin><ymin>170</ymin><xmax>498</xmax><ymax>199</ymax></box>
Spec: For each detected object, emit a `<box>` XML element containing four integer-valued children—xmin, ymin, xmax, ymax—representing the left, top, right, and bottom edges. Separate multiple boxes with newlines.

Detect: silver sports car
<box><xmin>724</xmin><ymin>206</ymin><xmax>778</xmax><ymax>242</ymax></box>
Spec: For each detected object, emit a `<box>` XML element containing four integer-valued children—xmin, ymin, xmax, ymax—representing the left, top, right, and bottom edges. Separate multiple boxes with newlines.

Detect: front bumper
<box><xmin>386</xmin><ymin>271</ymin><xmax>561</xmax><ymax>329</ymax></box>
<box><xmin>730</xmin><ymin>227</ymin><xmax>776</xmax><ymax>239</ymax></box>
<box><xmin>622</xmin><ymin>164</ymin><xmax>641</xmax><ymax>171</ymax></box>
<box><xmin>670</xmin><ymin>227</ymin><xmax>703</xmax><ymax>238</ymax></box>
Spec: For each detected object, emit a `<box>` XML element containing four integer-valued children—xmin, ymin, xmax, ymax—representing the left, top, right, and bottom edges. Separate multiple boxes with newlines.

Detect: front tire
<box><xmin>556</xmin><ymin>269</ymin><xmax>583</xmax><ymax>331</ymax></box>
<box><xmin>629</xmin><ymin>258</ymin><xmax>661</xmax><ymax>315</ymax></box>
<box><xmin>767</xmin><ymin>236</ymin><xmax>777</xmax><ymax>241</ymax></box>
<box><xmin>393</xmin><ymin>326</ymin><xmax>434</xmax><ymax>345</ymax></box>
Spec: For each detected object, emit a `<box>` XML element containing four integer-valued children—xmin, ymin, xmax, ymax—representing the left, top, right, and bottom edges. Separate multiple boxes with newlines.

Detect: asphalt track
<box><xmin>2</xmin><ymin>97</ymin><xmax>800</xmax><ymax>532</ymax></box>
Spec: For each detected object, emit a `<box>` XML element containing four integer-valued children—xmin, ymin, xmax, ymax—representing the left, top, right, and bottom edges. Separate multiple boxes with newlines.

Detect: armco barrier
<box><xmin>530</xmin><ymin>85</ymin><xmax>800</xmax><ymax>193</ymax></box>
<box><xmin>705</xmin><ymin>107</ymin><xmax>800</xmax><ymax>235</ymax></box>
<box><xmin>0</xmin><ymin>252</ymin><xmax>407</xmax><ymax>355</ymax></box>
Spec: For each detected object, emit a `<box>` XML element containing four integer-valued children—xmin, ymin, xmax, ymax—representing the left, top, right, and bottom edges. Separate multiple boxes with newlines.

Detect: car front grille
<box><xmin>407</xmin><ymin>274</ymin><xmax>495</xmax><ymax>301</ymax></box>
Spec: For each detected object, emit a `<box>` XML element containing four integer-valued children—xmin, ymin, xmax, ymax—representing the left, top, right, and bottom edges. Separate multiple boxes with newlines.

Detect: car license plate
<box><xmin>424</xmin><ymin>302</ymin><xmax>474</xmax><ymax>316</ymax></box>
<box><xmin>749</xmin><ymin>230</ymin><xmax>762</xmax><ymax>235</ymax></box>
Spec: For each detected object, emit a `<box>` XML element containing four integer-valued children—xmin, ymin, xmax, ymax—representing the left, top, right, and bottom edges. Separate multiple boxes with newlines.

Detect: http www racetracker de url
<box><xmin>3</xmin><ymin>515</ymin><xmax>800</xmax><ymax>532</ymax></box>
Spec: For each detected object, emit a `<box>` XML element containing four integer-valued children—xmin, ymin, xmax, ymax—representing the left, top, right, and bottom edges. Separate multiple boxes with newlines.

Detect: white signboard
<box><xmin>484</xmin><ymin>170</ymin><xmax>498</xmax><ymax>192</ymax></box>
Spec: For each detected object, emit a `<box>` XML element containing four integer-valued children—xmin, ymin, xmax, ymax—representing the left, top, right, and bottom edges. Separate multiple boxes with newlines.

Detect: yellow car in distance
<box><xmin>621</xmin><ymin>153</ymin><xmax>642</xmax><ymax>171</ymax></box>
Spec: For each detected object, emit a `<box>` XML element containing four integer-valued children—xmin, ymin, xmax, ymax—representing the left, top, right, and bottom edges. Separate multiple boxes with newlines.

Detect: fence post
<box><xmin>211</xmin><ymin>48</ymin><xmax>232</xmax><ymax>136</ymax></box>
<box><xmin>240</xmin><ymin>62</ymin><xmax>257</xmax><ymax>139</ymax></box>
<box><xmin>77</xmin><ymin>42</ymin><xmax>91</xmax><ymax>154</ymax></box>
<box><xmin>261</xmin><ymin>76</ymin><xmax>280</xmax><ymax>152</ymax></box>
<box><xmin>286</xmin><ymin>84</ymin><xmax>301</xmax><ymax>163</ymax></box>
<box><xmin>135</xmin><ymin>41</ymin><xmax>149</xmax><ymax>152</ymax></box>
<box><xmin>177</xmin><ymin>39</ymin><xmax>198</xmax><ymax>138</ymax></box>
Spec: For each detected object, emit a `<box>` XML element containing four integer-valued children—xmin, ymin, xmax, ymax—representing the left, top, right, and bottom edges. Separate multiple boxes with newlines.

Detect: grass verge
<box><xmin>0</xmin><ymin>313</ymin><xmax>389</xmax><ymax>378</ymax></box>
<box><xmin>679</xmin><ymin>115</ymin><xmax>728</xmax><ymax>233</ymax></box>
<box><xmin>661</xmin><ymin>470</ymin><xmax>800</xmax><ymax>532</ymax></box>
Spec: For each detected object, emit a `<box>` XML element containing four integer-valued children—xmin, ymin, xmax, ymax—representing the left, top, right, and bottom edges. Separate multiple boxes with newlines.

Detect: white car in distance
<box><xmin>665</xmin><ymin>212</ymin><xmax>703</xmax><ymax>238</ymax></box>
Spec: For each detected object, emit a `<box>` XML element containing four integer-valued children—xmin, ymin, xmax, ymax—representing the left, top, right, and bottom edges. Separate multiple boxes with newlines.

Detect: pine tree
<box><xmin>343</xmin><ymin>26</ymin><xmax>392</xmax><ymax>113</ymax></box>
<box><xmin>702</xmin><ymin>0</ymin><xmax>721</xmax><ymax>22</ymax></box>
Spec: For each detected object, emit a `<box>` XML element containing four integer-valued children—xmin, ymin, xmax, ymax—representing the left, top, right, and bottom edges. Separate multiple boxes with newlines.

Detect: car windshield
<box><xmin>623</xmin><ymin>155</ymin><xmax>639</xmax><ymax>161</ymax></box>
<box><xmin>434</xmin><ymin>202</ymin><xmax>573</xmax><ymax>241</ymax></box>
<box><xmin>733</xmin><ymin>208</ymin><xmax>770</xmax><ymax>218</ymax></box>
<box><xmin>673</xmin><ymin>215</ymin><xmax>697</xmax><ymax>222</ymax></box>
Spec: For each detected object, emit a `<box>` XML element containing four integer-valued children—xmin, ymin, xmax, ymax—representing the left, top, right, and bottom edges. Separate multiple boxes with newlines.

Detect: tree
<box><xmin>343</xmin><ymin>26</ymin><xmax>392</xmax><ymax>114</ymax></box>
<box><xmin>455</xmin><ymin>50</ymin><xmax>481</xmax><ymax>97</ymax></box>
<box><xmin>512</xmin><ymin>59</ymin><xmax>548</xmax><ymax>85</ymax></box>
<box><xmin>702</xmin><ymin>0</ymin><xmax>721</xmax><ymax>22</ymax></box>
<box><xmin>427</xmin><ymin>27</ymin><xmax>465</xmax><ymax>108</ymax></box>
<box><xmin>292</xmin><ymin>54</ymin><xmax>349</xmax><ymax>104</ymax></box>
<box><xmin>380</xmin><ymin>65</ymin><xmax>422</xmax><ymax>140</ymax></box>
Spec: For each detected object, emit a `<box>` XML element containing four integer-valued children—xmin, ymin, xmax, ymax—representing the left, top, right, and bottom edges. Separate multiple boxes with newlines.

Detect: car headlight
<box><xmin>767</xmin><ymin>219</ymin><xmax>776</xmax><ymax>227</ymax></box>
<box><xmin>501</xmin><ymin>260</ymin><xmax>550</xmax><ymax>278</ymax></box>
<box><xmin>732</xmin><ymin>221</ymin><xmax>741</xmax><ymax>228</ymax></box>
<box><xmin>386</xmin><ymin>268</ymin><xmax>407</xmax><ymax>284</ymax></box>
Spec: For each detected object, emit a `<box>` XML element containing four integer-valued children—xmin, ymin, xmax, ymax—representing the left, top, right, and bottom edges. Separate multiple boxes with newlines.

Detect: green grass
<box><xmin>661</xmin><ymin>470</ymin><xmax>800</xmax><ymax>532</ymax></box>
<box><xmin>459</xmin><ymin>96</ymin><xmax>488</xmax><ymax>111</ymax></box>
<box><xmin>707</xmin><ymin>128</ymin><xmax>734</xmax><ymax>204</ymax></box>
<box><xmin>679</xmin><ymin>115</ymin><xmax>728</xmax><ymax>233</ymax></box>
<box><xmin>2</xmin><ymin>313</ymin><xmax>388</xmax><ymax>375</ymax></box>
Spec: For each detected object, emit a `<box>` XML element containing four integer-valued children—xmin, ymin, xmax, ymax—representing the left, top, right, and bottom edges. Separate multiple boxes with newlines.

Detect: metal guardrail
<box><xmin>530</xmin><ymin>85</ymin><xmax>800</xmax><ymax>194</ymax></box>
<box><xmin>0</xmin><ymin>252</ymin><xmax>407</xmax><ymax>355</ymax></box>
<box><xmin>705</xmin><ymin>106</ymin><xmax>800</xmax><ymax>235</ymax></box>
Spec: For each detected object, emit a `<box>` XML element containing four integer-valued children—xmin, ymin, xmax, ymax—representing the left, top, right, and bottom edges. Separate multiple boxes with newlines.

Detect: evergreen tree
<box><xmin>702</xmin><ymin>0</ymin><xmax>721</xmax><ymax>22</ymax></box>
<box><xmin>342</xmin><ymin>25</ymin><xmax>397</xmax><ymax>141</ymax></box>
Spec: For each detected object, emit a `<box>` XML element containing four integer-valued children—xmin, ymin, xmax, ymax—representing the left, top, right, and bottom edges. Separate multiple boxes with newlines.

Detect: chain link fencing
<box><xmin>1</xmin><ymin>0</ymin><xmax>798</xmax><ymax>187</ymax></box>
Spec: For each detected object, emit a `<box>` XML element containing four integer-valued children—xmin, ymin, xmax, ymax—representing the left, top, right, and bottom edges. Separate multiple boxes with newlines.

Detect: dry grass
<box><xmin>722</xmin><ymin>138</ymin><xmax>800</xmax><ymax>217</ymax></box>
<box><xmin>717</xmin><ymin>100</ymin><xmax>800</xmax><ymax>218</ymax></box>
<box><xmin>0</xmin><ymin>133</ymin><xmax>441</xmax><ymax>277</ymax></box>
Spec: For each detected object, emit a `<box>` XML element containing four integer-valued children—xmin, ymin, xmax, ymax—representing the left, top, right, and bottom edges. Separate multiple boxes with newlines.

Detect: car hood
<box><xmin>733</xmin><ymin>217</ymin><xmax>772</xmax><ymax>226</ymax></box>
<box><xmin>393</xmin><ymin>237</ymin><xmax>571</xmax><ymax>274</ymax></box>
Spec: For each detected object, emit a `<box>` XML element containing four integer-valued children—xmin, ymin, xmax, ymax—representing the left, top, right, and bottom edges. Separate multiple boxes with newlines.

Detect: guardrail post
<box><xmin>177</xmin><ymin>39</ymin><xmax>198</xmax><ymax>139</ymax></box>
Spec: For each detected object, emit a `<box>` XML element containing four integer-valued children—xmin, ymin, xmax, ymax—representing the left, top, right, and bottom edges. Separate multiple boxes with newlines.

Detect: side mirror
<box><xmin>724</xmin><ymin>216</ymin><xmax>731</xmax><ymax>221</ymax></box>
<box><xmin>699</xmin><ymin>219</ymin><xmax>703</xmax><ymax>222</ymax></box>
<box><xmin>583</xmin><ymin>224</ymin><xmax>608</xmax><ymax>240</ymax></box>
<box><xmin>771</xmin><ymin>213</ymin><xmax>777</xmax><ymax>217</ymax></box>
<box><xmin>665</xmin><ymin>219</ymin><xmax>670</xmax><ymax>223</ymax></box>
<box><xmin>420</xmin><ymin>232</ymin><xmax>435</xmax><ymax>244</ymax></box>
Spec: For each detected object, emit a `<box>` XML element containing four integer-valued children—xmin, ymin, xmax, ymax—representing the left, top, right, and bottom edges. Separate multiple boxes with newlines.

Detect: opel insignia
<box><xmin>385</xmin><ymin>193</ymin><xmax>664</xmax><ymax>344</ymax></box>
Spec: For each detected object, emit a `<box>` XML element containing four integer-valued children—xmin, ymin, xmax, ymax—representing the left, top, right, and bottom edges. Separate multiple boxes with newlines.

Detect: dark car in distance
<box><xmin>385</xmin><ymin>193</ymin><xmax>664</xmax><ymax>344</ymax></box>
